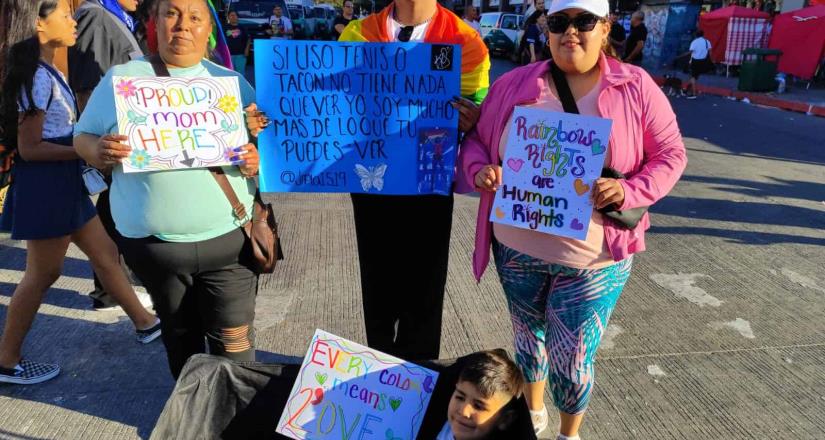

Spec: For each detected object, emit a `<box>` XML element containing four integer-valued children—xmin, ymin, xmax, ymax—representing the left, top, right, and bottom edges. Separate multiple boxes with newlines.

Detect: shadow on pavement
<box><xmin>0</xmin><ymin>282</ymin><xmax>93</xmax><ymax>312</ymax></box>
<box><xmin>0</xmin><ymin>245</ymin><xmax>94</xmax><ymax>280</ymax></box>
<box><xmin>679</xmin><ymin>175</ymin><xmax>825</xmax><ymax>204</ymax></box>
<box><xmin>648</xmin><ymin>225</ymin><xmax>825</xmax><ymax>246</ymax></box>
<box><xmin>0</xmin><ymin>429</ymin><xmax>50</xmax><ymax>440</ymax></box>
<box><xmin>0</xmin><ymin>304</ymin><xmax>173</xmax><ymax>439</ymax></box>
<box><xmin>673</xmin><ymin>97</ymin><xmax>825</xmax><ymax>165</ymax></box>
<box><xmin>0</xmin><ymin>295</ymin><xmax>299</xmax><ymax>439</ymax></box>
<box><xmin>652</xmin><ymin>196</ymin><xmax>825</xmax><ymax>230</ymax></box>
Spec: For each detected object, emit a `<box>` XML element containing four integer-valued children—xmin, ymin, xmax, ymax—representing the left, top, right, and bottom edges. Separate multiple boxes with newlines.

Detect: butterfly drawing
<box><xmin>354</xmin><ymin>163</ymin><xmax>388</xmax><ymax>192</ymax></box>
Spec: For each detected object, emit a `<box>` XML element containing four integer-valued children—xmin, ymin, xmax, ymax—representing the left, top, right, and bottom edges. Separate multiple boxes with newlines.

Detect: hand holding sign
<box><xmin>474</xmin><ymin>164</ymin><xmax>502</xmax><ymax>192</ymax></box>
<box><xmin>591</xmin><ymin>177</ymin><xmax>625</xmax><ymax>210</ymax></box>
<box><xmin>244</xmin><ymin>103</ymin><xmax>269</xmax><ymax>138</ymax></box>
<box><xmin>229</xmin><ymin>144</ymin><xmax>260</xmax><ymax>177</ymax></box>
<box><xmin>88</xmin><ymin>134</ymin><xmax>132</xmax><ymax>170</ymax></box>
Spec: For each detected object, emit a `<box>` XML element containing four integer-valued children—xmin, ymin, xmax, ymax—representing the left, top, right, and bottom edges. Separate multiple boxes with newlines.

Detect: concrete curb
<box><xmin>652</xmin><ymin>75</ymin><xmax>825</xmax><ymax>118</ymax></box>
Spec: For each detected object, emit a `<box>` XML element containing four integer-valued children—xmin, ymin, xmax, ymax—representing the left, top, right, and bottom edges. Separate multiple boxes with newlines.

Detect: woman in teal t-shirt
<box><xmin>75</xmin><ymin>0</ymin><xmax>263</xmax><ymax>378</ymax></box>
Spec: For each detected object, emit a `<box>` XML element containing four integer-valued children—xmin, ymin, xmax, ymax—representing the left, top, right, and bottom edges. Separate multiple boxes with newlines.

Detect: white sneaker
<box><xmin>92</xmin><ymin>290</ymin><xmax>153</xmax><ymax>311</ymax></box>
<box><xmin>134</xmin><ymin>291</ymin><xmax>153</xmax><ymax>308</ymax></box>
<box><xmin>530</xmin><ymin>406</ymin><xmax>550</xmax><ymax>435</ymax></box>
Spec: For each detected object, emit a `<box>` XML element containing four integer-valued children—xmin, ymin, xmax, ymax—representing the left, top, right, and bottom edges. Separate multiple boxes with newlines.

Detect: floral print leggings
<box><xmin>493</xmin><ymin>241</ymin><xmax>633</xmax><ymax>414</ymax></box>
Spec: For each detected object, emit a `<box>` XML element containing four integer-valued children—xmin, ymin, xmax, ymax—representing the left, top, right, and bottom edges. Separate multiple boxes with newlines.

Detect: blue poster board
<box><xmin>255</xmin><ymin>40</ymin><xmax>462</xmax><ymax>195</ymax></box>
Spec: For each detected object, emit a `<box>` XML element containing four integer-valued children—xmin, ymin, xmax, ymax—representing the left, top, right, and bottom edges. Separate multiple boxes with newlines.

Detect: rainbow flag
<box><xmin>206</xmin><ymin>0</ymin><xmax>233</xmax><ymax>70</ymax></box>
<box><xmin>339</xmin><ymin>4</ymin><xmax>490</xmax><ymax>104</ymax></box>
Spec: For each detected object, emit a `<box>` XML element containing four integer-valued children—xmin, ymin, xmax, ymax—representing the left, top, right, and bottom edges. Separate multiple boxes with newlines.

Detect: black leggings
<box><xmin>351</xmin><ymin>193</ymin><xmax>453</xmax><ymax>361</ymax></box>
<box><xmin>120</xmin><ymin>228</ymin><xmax>258</xmax><ymax>378</ymax></box>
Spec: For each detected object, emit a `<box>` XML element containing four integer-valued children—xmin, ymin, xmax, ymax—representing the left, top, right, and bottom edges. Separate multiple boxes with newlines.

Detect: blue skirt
<box><xmin>0</xmin><ymin>136</ymin><xmax>96</xmax><ymax>240</ymax></box>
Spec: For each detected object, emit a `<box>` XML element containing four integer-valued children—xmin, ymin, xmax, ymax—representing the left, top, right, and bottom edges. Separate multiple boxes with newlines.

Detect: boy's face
<box><xmin>448</xmin><ymin>381</ymin><xmax>513</xmax><ymax>440</ymax></box>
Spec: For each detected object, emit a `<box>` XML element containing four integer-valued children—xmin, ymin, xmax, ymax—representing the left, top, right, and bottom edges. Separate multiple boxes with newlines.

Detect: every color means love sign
<box><xmin>491</xmin><ymin>107</ymin><xmax>612</xmax><ymax>240</ymax></box>
<box><xmin>277</xmin><ymin>329</ymin><xmax>438</xmax><ymax>440</ymax></box>
<box><xmin>113</xmin><ymin>76</ymin><xmax>248</xmax><ymax>173</ymax></box>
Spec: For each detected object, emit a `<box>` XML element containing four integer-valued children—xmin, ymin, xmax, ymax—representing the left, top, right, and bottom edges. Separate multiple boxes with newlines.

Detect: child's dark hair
<box><xmin>0</xmin><ymin>0</ymin><xmax>59</xmax><ymax>148</ymax></box>
<box><xmin>458</xmin><ymin>349</ymin><xmax>525</xmax><ymax>402</ymax></box>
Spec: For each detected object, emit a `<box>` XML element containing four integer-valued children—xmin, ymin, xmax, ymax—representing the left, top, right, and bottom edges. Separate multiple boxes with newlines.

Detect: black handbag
<box><xmin>548</xmin><ymin>62</ymin><xmax>648</xmax><ymax>229</ymax></box>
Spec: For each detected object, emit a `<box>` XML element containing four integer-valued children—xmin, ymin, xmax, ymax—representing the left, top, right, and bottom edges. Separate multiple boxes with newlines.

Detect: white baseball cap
<box><xmin>547</xmin><ymin>0</ymin><xmax>610</xmax><ymax>17</ymax></box>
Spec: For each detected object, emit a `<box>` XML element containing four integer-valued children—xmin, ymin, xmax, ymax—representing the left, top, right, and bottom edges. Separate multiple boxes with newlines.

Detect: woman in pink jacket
<box><xmin>456</xmin><ymin>0</ymin><xmax>687</xmax><ymax>438</ymax></box>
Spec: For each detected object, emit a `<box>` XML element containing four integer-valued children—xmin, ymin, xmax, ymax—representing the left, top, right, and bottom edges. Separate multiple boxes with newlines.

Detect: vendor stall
<box><xmin>700</xmin><ymin>6</ymin><xmax>771</xmax><ymax>74</ymax></box>
<box><xmin>768</xmin><ymin>5</ymin><xmax>825</xmax><ymax>80</ymax></box>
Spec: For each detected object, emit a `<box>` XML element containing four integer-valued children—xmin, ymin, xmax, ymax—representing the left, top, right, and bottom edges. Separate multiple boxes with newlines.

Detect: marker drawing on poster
<box><xmin>255</xmin><ymin>41</ymin><xmax>461</xmax><ymax>195</ymax></box>
<box><xmin>491</xmin><ymin>106</ymin><xmax>612</xmax><ymax>240</ymax></box>
<box><xmin>113</xmin><ymin>76</ymin><xmax>248</xmax><ymax>173</ymax></box>
<box><xmin>276</xmin><ymin>329</ymin><xmax>439</xmax><ymax>440</ymax></box>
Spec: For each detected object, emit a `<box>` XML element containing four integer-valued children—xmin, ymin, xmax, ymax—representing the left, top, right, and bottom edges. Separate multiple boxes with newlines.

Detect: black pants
<box><xmin>350</xmin><ymin>193</ymin><xmax>453</xmax><ymax>361</ymax></box>
<box><xmin>89</xmin><ymin>187</ymin><xmax>140</xmax><ymax>305</ymax></box>
<box><xmin>120</xmin><ymin>228</ymin><xmax>259</xmax><ymax>378</ymax></box>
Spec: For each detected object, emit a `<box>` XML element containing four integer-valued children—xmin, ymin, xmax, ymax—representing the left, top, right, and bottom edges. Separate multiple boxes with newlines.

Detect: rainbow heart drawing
<box><xmin>506</xmin><ymin>158</ymin><xmax>524</xmax><ymax>172</ymax></box>
<box><xmin>314</xmin><ymin>372</ymin><xmax>327</xmax><ymax>385</ymax></box>
<box><xmin>389</xmin><ymin>396</ymin><xmax>403</xmax><ymax>411</ymax></box>
<box><xmin>495</xmin><ymin>207</ymin><xmax>506</xmax><ymax>219</ymax></box>
<box><xmin>571</xmin><ymin>219</ymin><xmax>584</xmax><ymax>230</ymax></box>
<box><xmin>591</xmin><ymin>139</ymin><xmax>605</xmax><ymax>155</ymax></box>
<box><xmin>574</xmin><ymin>179</ymin><xmax>590</xmax><ymax>196</ymax></box>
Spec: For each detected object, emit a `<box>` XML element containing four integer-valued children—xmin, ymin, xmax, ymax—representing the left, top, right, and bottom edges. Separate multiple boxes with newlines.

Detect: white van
<box><xmin>479</xmin><ymin>12</ymin><xmax>525</xmax><ymax>61</ymax></box>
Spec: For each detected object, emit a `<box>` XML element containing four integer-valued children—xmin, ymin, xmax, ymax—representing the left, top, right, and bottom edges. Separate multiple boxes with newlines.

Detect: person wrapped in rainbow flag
<box><xmin>338</xmin><ymin>0</ymin><xmax>491</xmax><ymax>361</ymax></box>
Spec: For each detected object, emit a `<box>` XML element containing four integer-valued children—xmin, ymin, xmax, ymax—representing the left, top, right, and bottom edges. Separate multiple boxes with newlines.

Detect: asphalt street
<box><xmin>0</xmin><ymin>58</ymin><xmax>824</xmax><ymax>439</ymax></box>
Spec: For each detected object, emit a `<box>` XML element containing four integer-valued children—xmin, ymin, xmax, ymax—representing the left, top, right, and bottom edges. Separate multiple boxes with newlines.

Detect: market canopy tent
<box><xmin>700</xmin><ymin>6</ymin><xmax>771</xmax><ymax>66</ymax></box>
<box><xmin>768</xmin><ymin>5</ymin><xmax>825</xmax><ymax>79</ymax></box>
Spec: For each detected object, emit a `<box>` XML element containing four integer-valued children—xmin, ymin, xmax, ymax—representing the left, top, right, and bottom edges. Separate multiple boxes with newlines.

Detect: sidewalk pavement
<box><xmin>649</xmin><ymin>66</ymin><xmax>825</xmax><ymax>117</ymax></box>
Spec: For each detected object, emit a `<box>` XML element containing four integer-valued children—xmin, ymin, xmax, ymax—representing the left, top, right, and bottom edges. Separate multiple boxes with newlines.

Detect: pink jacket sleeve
<box><xmin>618</xmin><ymin>73</ymin><xmax>688</xmax><ymax>210</ymax></box>
<box><xmin>455</xmin><ymin>76</ymin><xmax>508</xmax><ymax>194</ymax></box>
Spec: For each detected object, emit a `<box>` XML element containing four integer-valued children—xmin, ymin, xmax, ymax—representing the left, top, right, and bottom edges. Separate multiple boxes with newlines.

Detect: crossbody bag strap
<box><xmin>211</xmin><ymin>167</ymin><xmax>249</xmax><ymax>222</ymax></box>
<box><xmin>147</xmin><ymin>54</ymin><xmax>249</xmax><ymax>223</ymax></box>
<box><xmin>148</xmin><ymin>54</ymin><xmax>171</xmax><ymax>76</ymax></box>
<box><xmin>549</xmin><ymin>61</ymin><xmax>580</xmax><ymax>115</ymax></box>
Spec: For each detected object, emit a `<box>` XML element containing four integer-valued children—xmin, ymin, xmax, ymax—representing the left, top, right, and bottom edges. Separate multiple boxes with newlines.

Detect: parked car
<box><xmin>286</xmin><ymin>0</ymin><xmax>314</xmax><ymax>39</ymax></box>
<box><xmin>479</xmin><ymin>12</ymin><xmax>525</xmax><ymax>61</ymax></box>
<box><xmin>233</xmin><ymin>0</ymin><xmax>291</xmax><ymax>43</ymax></box>
<box><xmin>311</xmin><ymin>4</ymin><xmax>337</xmax><ymax>40</ymax></box>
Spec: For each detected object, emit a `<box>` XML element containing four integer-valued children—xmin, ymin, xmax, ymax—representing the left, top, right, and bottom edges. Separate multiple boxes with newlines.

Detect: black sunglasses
<box><xmin>547</xmin><ymin>13</ymin><xmax>602</xmax><ymax>34</ymax></box>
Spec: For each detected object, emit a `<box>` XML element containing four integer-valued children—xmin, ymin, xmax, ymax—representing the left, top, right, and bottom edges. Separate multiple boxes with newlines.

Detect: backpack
<box><xmin>0</xmin><ymin>78</ymin><xmax>55</xmax><ymax>188</ymax></box>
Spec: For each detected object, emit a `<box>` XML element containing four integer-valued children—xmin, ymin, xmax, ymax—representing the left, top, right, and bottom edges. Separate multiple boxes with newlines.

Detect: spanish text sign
<box><xmin>276</xmin><ymin>329</ymin><xmax>439</xmax><ymax>440</ymax></box>
<box><xmin>255</xmin><ymin>40</ymin><xmax>461</xmax><ymax>195</ymax></box>
<box><xmin>113</xmin><ymin>76</ymin><xmax>247</xmax><ymax>173</ymax></box>
<box><xmin>490</xmin><ymin>106</ymin><xmax>612</xmax><ymax>240</ymax></box>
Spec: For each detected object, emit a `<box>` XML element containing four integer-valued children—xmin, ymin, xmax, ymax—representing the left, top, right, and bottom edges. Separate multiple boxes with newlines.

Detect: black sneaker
<box><xmin>0</xmin><ymin>359</ymin><xmax>60</xmax><ymax>385</ymax></box>
<box><xmin>136</xmin><ymin>319</ymin><xmax>162</xmax><ymax>344</ymax></box>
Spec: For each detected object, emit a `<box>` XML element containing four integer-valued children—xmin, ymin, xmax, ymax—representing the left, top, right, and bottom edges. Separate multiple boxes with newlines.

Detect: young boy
<box><xmin>438</xmin><ymin>350</ymin><xmax>525</xmax><ymax>440</ymax></box>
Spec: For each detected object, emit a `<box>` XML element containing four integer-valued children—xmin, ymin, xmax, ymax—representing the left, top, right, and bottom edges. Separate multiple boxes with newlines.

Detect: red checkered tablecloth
<box><xmin>724</xmin><ymin>17</ymin><xmax>771</xmax><ymax>65</ymax></box>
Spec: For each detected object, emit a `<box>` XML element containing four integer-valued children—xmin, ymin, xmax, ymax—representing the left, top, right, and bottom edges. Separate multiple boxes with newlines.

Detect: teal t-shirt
<box><xmin>75</xmin><ymin>58</ymin><xmax>257</xmax><ymax>242</ymax></box>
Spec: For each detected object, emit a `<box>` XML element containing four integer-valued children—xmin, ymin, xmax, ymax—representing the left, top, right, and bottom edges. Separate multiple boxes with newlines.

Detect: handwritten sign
<box><xmin>276</xmin><ymin>329</ymin><xmax>439</xmax><ymax>440</ymax></box>
<box><xmin>113</xmin><ymin>76</ymin><xmax>248</xmax><ymax>173</ymax></box>
<box><xmin>255</xmin><ymin>40</ymin><xmax>461</xmax><ymax>195</ymax></box>
<box><xmin>490</xmin><ymin>107</ymin><xmax>612</xmax><ymax>240</ymax></box>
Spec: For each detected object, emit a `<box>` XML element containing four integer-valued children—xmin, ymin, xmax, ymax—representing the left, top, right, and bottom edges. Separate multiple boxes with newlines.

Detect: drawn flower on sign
<box><xmin>216</xmin><ymin>95</ymin><xmax>239</xmax><ymax>114</ymax></box>
<box><xmin>115</xmin><ymin>80</ymin><xmax>137</xmax><ymax>99</ymax></box>
<box><xmin>129</xmin><ymin>150</ymin><xmax>151</xmax><ymax>169</ymax></box>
